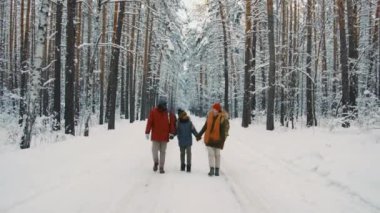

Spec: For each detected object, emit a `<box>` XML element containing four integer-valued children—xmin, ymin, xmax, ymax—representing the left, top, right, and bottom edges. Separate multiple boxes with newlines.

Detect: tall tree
<box><xmin>99</xmin><ymin>4</ymin><xmax>107</xmax><ymax>125</ymax></box>
<box><xmin>106</xmin><ymin>2</ymin><xmax>126</xmax><ymax>130</ymax></box>
<box><xmin>140</xmin><ymin>0</ymin><xmax>151</xmax><ymax>120</ymax></box>
<box><xmin>20</xmin><ymin>0</ymin><xmax>49</xmax><ymax>148</ymax></box>
<box><xmin>306</xmin><ymin>0</ymin><xmax>316</xmax><ymax>127</ymax></box>
<box><xmin>242</xmin><ymin>0</ymin><xmax>252</xmax><ymax>128</ymax></box>
<box><xmin>219</xmin><ymin>0</ymin><xmax>229</xmax><ymax>112</ymax></box>
<box><xmin>280</xmin><ymin>0</ymin><xmax>288</xmax><ymax>126</ymax></box>
<box><xmin>321</xmin><ymin>0</ymin><xmax>328</xmax><ymax>116</ymax></box>
<box><xmin>129</xmin><ymin>3</ymin><xmax>141</xmax><ymax>123</ymax></box>
<box><xmin>65</xmin><ymin>0</ymin><xmax>77</xmax><ymax>135</ymax></box>
<box><xmin>19</xmin><ymin>0</ymin><xmax>31</xmax><ymax>127</ymax></box>
<box><xmin>53</xmin><ymin>0</ymin><xmax>63</xmax><ymax>131</ymax></box>
<box><xmin>266</xmin><ymin>0</ymin><xmax>276</xmax><ymax>130</ymax></box>
<box><xmin>346</xmin><ymin>0</ymin><xmax>359</xmax><ymax>117</ymax></box>
<box><xmin>337</xmin><ymin>0</ymin><xmax>350</xmax><ymax>127</ymax></box>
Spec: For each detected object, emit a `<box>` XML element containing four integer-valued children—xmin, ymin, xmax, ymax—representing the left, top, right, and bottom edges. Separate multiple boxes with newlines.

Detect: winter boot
<box><xmin>181</xmin><ymin>164</ymin><xmax>186</xmax><ymax>171</ymax></box>
<box><xmin>215</xmin><ymin>168</ymin><xmax>220</xmax><ymax>176</ymax></box>
<box><xmin>186</xmin><ymin>164</ymin><xmax>191</xmax><ymax>172</ymax></box>
<box><xmin>153</xmin><ymin>162</ymin><xmax>158</xmax><ymax>172</ymax></box>
<box><xmin>159</xmin><ymin>167</ymin><xmax>165</xmax><ymax>174</ymax></box>
<box><xmin>208</xmin><ymin>167</ymin><xmax>215</xmax><ymax>176</ymax></box>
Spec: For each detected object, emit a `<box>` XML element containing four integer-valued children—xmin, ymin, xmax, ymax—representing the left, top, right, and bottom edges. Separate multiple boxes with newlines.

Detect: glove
<box><xmin>169</xmin><ymin>134</ymin><xmax>174</xmax><ymax>140</ymax></box>
<box><xmin>145</xmin><ymin>134</ymin><xmax>150</xmax><ymax>140</ymax></box>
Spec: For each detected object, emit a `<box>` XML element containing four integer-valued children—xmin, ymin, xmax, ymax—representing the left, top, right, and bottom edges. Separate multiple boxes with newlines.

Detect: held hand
<box><xmin>145</xmin><ymin>134</ymin><xmax>150</xmax><ymax>140</ymax></box>
<box><xmin>196</xmin><ymin>136</ymin><xmax>202</xmax><ymax>142</ymax></box>
<box><xmin>169</xmin><ymin>134</ymin><xmax>174</xmax><ymax>140</ymax></box>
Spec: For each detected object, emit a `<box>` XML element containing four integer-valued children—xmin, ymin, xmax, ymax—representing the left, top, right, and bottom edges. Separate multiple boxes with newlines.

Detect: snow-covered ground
<box><xmin>0</xmin><ymin>118</ymin><xmax>380</xmax><ymax>213</ymax></box>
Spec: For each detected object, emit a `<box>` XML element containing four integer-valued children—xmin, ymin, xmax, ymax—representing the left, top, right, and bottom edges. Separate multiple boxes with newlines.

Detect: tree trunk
<box><xmin>321</xmin><ymin>0</ymin><xmax>328</xmax><ymax>116</ymax></box>
<box><xmin>250</xmin><ymin>7</ymin><xmax>258</xmax><ymax>123</ymax></box>
<box><xmin>65</xmin><ymin>0</ymin><xmax>77</xmax><ymax>135</ymax></box>
<box><xmin>280</xmin><ymin>0</ymin><xmax>287</xmax><ymax>126</ymax></box>
<box><xmin>337</xmin><ymin>0</ymin><xmax>350</xmax><ymax>127</ymax></box>
<box><xmin>99</xmin><ymin>4</ymin><xmax>106</xmax><ymax>125</ymax></box>
<box><xmin>8</xmin><ymin>0</ymin><xmax>14</xmax><ymax>96</ymax></box>
<box><xmin>219</xmin><ymin>0</ymin><xmax>229</xmax><ymax>112</ymax></box>
<box><xmin>306</xmin><ymin>0</ymin><xmax>316</xmax><ymax>127</ymax></box>
<box><xmin>53</xmin><ymin>0</ymin><xmax>63</xmax><ymax>130</ymax></box>
<box><xmin>140</xmin><ymin>0</ymin><xmax>151</xmax><ymax>120</ymax></box>
<box><xmin>74</xmin><ymin>2</ymin><xmax>82</xmax><ymax>124</ymax></box>
<box><xmin>332</xmin><ymin>0</ymin><xmax>338</xmax><ymax>113</ymax></box>
<box><xmin>242</xmin><ymin>0</ymin><xmax>252</xmax><ymax>128</ymax></box>
<box><xmin>124</xmin><ymin>14</ymin><xmax>130</xmax><ymax>120</ymax></box>
<box><xmin>346</xmin><ymin>0</ymin><xmax>359</xmax><ymax>117</ymax></box>
<box><xmin>20</xmin><ymin>0</ymin><xmax>49</xmax><ymax>148</ymax></box>
<box><xmin>19</xmin><ymin>0</ymin><xmax>31</xmax><ymax>127</ymax></box>
<box><xmin>129</xmin><ymin>3</ymin><xmax>140</xmax><ymax>123</ymax></box>
<box><xmin>266</xmin><ymin>0</ymin><xmax>276</xmax><ymax>131</ymax></box>
<box><xmin>105</xmin><ymin>3</ymin><xmax>119</xmax><ymax>123</ymax></box>
<box><xmin>106</xmin><ymin>2</ymin><xmax>125</xmax><ymax>130</ymax></box>
<box><xmin>288</xmin><ymin>0</ymin><xmax>296</xmax><ymax>129</ymax></box>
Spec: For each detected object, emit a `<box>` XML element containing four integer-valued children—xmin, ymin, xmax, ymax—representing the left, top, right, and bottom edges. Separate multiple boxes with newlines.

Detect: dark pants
<box><xmin>180</xmin><ymin>145</ymin><xmax>192</xmax><ymax>165</ymax></box>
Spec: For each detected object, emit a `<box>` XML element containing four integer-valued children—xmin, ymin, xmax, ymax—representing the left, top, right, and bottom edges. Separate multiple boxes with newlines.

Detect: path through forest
<box><xmin>0</xmin><ymin>118</ymin><xmax>379</xmax><ymax>213</ymax></box>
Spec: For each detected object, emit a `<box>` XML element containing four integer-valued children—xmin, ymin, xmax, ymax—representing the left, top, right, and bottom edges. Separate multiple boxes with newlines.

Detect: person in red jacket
<box><xmin>145</xmin><ymin>97</ymin><xmax>176</xmax><ymax>174</ymax></box>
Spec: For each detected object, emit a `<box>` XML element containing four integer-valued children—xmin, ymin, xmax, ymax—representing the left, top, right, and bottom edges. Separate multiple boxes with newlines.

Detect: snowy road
<box><xmin>0</xmin><ymin>119</ymin><xmax>379</xmax><ymax>213</ymax></box>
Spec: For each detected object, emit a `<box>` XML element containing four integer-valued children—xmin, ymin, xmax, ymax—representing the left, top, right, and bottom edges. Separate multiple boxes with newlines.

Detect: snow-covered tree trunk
<box><xmin>280</xmin><ymin>0</ymin><xmax>288</xmax><ymax>126</ymax></box>
<box><xmin>337</xmin><ymin>0</ymin><xmax>350</xmax><ymax>128</ymax></box>
<box><xmin>84</xmin><ymin>0</ymin><xmax>100</xmax><ymax>137</ymax></box>
<box><xmin>53</xmin><ymin>0</ymin><xmax>63</xmax><ymax>131</ymax></box>
<box><xmin>347</xmin><ymin>0</ymin><xmax>359</xmax><ymax>118</ymax></box>
<box><xmin>19</xmin><ymin>0</ymin><xmax>32</xmax><ymax>128</ymax></box>
<box><xmin>306</xmin><ymin>0</ymin><xmax>316</xmax><ymax>127</ymax></box>
<box><xmin>219</xmin><ymin>0</ymin><xmax>229</xmax><ymax>112</ymax></box>
<box><xmin>128</xmin><ymin>4</ymin><xmax>138</xmax><ymax>123</ymax></box>
<box><xmin>20</xmin><ymin>0</ymin><xmax>49</xmax><ymax>149</ymax></box>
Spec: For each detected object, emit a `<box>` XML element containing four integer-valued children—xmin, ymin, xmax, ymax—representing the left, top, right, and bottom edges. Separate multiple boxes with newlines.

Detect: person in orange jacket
<box><xmin>145</xmin><ymin>97</ymin><xmax>176</xmax><ymax>174</ymax></box>
<box><xmin>196</xmin><ymin>103</ymin><xmax>229</xmax><ymax>176</ymax></box>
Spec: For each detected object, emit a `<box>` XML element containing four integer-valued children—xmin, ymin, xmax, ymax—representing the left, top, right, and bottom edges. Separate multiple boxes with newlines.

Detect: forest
<box><xmin>0</xmin><ymin>0</ymin><xmax>379</xmax><ymax>149</ymax></box>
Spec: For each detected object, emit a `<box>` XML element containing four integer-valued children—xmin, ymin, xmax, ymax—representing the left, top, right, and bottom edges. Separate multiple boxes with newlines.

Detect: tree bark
<box><xmin>20</xmin><ymin>0</ymin><xmax>49</xmax><ymax>148</ymax></box>
<box><xmin>140</xmin><ymin>0</ymin><xmax>151</xmax><ymax>120</ymax></box>
<box><xmin>53</xmin><ymin>0</ymin><xmax>63</xmax><ymax>130</ymax></box>
<box><xmin>65</xmin><ymin>0</ymin><xmax>77</xmax><ymax>135</ymax></box>
<box><xmin>106</xmin><ymin>2</ymin><xmax>125</xmax><ymax>130</ymax></box>
<box><xmin>337</xmin><ymin>0</ymin><xmax>350</xmax><ymax>127</ymax></box>
<box><xmin>242</xmin><ymin>0</ymin><xmax>252</xmax><ymax>128</ymax></box>
<box><xmin>347</xmin><ymin>0</ymin><xmax>359</xmax><ymax>118</ymax></box>
<box><xmin>266</xmin><ymin>0</ymin><xmax>276</xmax><ymax>130</ymax></box>
<box><xmin>280</xmin><ymin>0</ymin><xmax>287</xmax><ymax>126</ymax></box>
<box><xmin>99</xmin><ymin>4</ymin><xmax>106</xmax><ymax>125</ymax></box>
<box><xmin>306</xmin><ymin>0</ymin><xmax>316</xmax><ymax>127</ymax></box>
<box><xmin>219</xmin><ymin>0</ymin><xmax>229</xmax><ymax>112</ymax></box>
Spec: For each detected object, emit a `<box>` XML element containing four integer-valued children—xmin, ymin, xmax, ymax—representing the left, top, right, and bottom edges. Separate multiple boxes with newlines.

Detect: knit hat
<box><xmin>212</xmin><ymin>103</ymin><xmax>222</xmax><ymax>112</ymax></box>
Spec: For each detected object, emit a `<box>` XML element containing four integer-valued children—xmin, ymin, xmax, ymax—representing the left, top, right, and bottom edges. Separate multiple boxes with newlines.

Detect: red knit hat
<box><xmin>212</xmin><ymin>103</ymin><xmax>222</xmax><ymax>112</ymax></box>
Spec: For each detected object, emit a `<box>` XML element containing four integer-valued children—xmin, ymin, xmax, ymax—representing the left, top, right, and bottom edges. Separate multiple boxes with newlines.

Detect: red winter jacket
<box><xmin>145</xmin><ymin>107</ymin><xmax>176</xmax><ymax>142</ymax></box>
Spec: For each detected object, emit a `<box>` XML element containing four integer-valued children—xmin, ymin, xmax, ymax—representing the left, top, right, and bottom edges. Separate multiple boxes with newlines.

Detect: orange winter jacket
<box><xmin>198</xmin><ymin>111</ymin><xmax>229</xmax><ymax>149</ymax></box>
